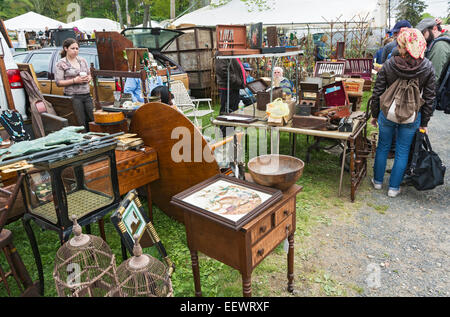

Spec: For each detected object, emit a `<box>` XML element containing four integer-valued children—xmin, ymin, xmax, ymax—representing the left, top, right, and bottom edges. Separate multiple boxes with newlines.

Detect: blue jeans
<box><xmin>373</xmin><ymin>111</ymin><xmax>421</xmax><ymax>190</ymax></box>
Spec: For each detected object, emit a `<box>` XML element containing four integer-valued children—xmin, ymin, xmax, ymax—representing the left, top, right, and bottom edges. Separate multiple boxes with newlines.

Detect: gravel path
<box><xmin>296</xmin><ymin>110</ymin><xmax>449</xmax><ymax>297</ymax></box>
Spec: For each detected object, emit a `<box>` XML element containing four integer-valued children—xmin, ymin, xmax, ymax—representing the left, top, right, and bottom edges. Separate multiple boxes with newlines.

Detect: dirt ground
<box><xmin>262</xmin><ymin>110</ymin><xmax>449</xmax><ymax>297</ymax></box>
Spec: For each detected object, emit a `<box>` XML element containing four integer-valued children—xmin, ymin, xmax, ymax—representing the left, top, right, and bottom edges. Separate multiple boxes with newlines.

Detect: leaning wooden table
<box><xmin>172</xmin><ymin>174</ymin><xmax>302</xmax><ymax>297</ymax></box>
<box><xmin>213</xmin><ymin>105</ymin><xmax>370</xmax><ymax>201</ymax></box>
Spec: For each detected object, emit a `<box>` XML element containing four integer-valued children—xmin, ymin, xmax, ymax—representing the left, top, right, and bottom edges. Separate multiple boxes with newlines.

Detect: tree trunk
<box><xmin>125</xmin><ymin>0</ymin><xmax>131</xmax><ymax>26</ymax></box>
<box><xmin>143</xmin><ymin>5</ymin><xmax>152</xmax><ymax>27</ymax></box>
<box><xmin>114</xmin><ymin>0</ymin><xmax>124</xmax><ymax>29</ymax></box>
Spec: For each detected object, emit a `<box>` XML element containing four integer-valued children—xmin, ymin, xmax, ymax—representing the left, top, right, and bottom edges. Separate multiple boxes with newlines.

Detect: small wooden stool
<box><xmin>0</xmin><ymin>174</ymin><xmax>40</xmax><ymax>296</ymax></box>
<box><xmin>0</xmin><ymin>229</ymin><xmax>40</xmax><ymax>296</ymax></box>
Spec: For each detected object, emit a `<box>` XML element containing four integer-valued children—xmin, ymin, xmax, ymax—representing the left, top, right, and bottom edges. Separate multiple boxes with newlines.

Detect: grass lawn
<box><xmin>0</xmin><ymin>92</ymin><xmax>375</xmax><ymax>297</ymax></box>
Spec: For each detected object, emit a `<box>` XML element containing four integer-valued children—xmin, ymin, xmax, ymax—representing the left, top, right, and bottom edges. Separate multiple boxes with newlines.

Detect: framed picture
<box><xmin>171</xmin><ymin>174</ymin><xmax>282</xmax><ymax>230</ymax></box>
<box><xmin>249</xmin><ymin>23</ymin><xmax>263</xmax><ymax>49</ymax></box>
<box><xmin>111</xmin><ymin>190</ymin><xmax>149</xmax><ymax>249</ymax></box>
<box><xmin>111</xmin><ymin>189</ymin><xmax>175</xmax><ymax>275</ymax></box>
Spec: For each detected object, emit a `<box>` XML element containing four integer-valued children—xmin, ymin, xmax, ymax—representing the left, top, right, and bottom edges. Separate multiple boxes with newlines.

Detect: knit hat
<box><xmin>391</xmin><ymin>20</ymin><xmax>412</xmax><ymax>33</ymax></box>
<box><xmin>396</xmin><ymin>28</ymin><xmax>427</xmax><ymax>59</ymax></box>
<box><xmin>415</xmin><ymin>18</ymin><xmax>437</xmax><ymax>33</ymax></box>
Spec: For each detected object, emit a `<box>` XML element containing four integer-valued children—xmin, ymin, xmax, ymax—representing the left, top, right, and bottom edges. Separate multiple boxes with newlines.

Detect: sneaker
<box><xmin>371</xmin><ymin>179</ymin><xmax>382</xmax><ymax>190</ymax></box>
<box><xmin>388</xmin><ymin>188</ymin><xmax>401</xmax><ymax>197</ymax></box>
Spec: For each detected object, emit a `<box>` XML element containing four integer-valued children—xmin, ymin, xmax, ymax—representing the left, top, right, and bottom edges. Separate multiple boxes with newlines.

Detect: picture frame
<box><xmin>171</xmin><ymin>174</ymin><xmax>283</xmax><ymax>231</ymax></box>
<box><xmin>110</xmin><ymin>190</ymin><xmax>149</xmax><ymax>250</ymax></box>
<box><xmin>111</xmin><ymin>189</ymin><xmax>175</xmax><ymax>274</ymax></box>
<box><xmin>249</xmin><ymin>22</ymin><xmax>263</xmax><ymax>49</ymax></box>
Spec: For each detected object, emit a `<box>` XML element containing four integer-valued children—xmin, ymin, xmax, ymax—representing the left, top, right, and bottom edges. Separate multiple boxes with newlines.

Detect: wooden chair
<box><xmin>130</xmin><ymin>102</ymin><xmax>240</xmax><ymax>224</ymax></box>
<box><xmin>42</xmin><ymin>94</ymin><xmax>79</xmax><ymax>127</ymax></box>
<box><xmin>0</xmin><ymin>174</ymin><xmax>40</xmax><ymax>296</ymax></box>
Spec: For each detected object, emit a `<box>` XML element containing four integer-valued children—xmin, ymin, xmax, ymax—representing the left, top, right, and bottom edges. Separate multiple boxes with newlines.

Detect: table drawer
<box><xmin>251</xmin><ymin>214</ymin><xmax>294</xmax><ymax>267</ymax></box>
<box><xmin>274</xmin><ymin>197</ymin><xmax>295</xmax><ymax>226</ymax></box>
<box><xmin>249</xmin><ymin>213</ymin><xmax>272</xmax><ymax>244</ymax></box>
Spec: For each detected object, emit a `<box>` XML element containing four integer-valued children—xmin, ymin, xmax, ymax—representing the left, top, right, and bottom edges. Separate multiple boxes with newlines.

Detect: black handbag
<box><xmin>407</xmin><ymin>129</ymin><xmax>446</xmax><ymax>191</ymax></box>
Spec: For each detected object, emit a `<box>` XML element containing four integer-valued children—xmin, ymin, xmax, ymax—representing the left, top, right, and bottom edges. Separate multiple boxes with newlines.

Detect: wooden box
<box><xmin>217</xmin><ymin>25</ymin><xmax>247</xmax><ymax>52</ymax></box>
<box><xmin>322</xmin><ymin>81</ymin><xmax>351</xmax><ymax>118</ymax></box>
<box><xmin>256</xmin><ymin>89</ymin><xmax>283</xmax><ymax>111</ymax></box>
<box><xmin>342</xmin><ymin>78</ymin><xmax>365</xmax><ymax>97</ymax></box>
<box><xmin>292</xmin><ymin>115</ymin><xmax>328</xmax><ymax>130</ymax></box>
<box><xmin>247</xmin><ymin>79</ymin><xmax>283</xmax><ymax>111</ymax></box>
<box><xmin>323</xmin><ymin>81</ymin><xmax>349</xmax><ymax>107</ymax></box>
<box><xmin>314</xmin><ymin>61</ymin><xmax>346</xmax><ymax>77</ymax></box>
<box><xmin>267</xmin><ymin>100</ymin><xmax>295</xmax><ymax>127</ymax></box>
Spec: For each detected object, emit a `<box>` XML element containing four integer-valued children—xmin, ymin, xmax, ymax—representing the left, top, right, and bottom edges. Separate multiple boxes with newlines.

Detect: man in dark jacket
<box><xmin>416</xmin><ymin>18</ymin><xmax>450</xmax><ymax>83</ymax></box>
<box><xmin>215</xmin><ymin>55</ymin><xmax>245</xmax><ymax>115</ymax></box>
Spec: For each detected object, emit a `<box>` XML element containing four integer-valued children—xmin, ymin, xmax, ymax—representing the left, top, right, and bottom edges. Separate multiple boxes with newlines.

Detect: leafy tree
<box><xmin>0</xmin><ymin>0</ymin><xmax>34</xmax><ymax>20</ymax></box>
<box><xmin>396</xmin><ymin>0</ymin><xmax>427</xmax><ymax>26</ymax></box>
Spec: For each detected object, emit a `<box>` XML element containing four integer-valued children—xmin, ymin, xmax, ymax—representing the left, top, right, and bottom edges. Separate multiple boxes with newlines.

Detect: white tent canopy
<box><xmin>4</xmin><ymin>11</ymin><xmax>70</xmax><ymax>32</ymax></box>
<box><xmin>67</xmin><ymin>17</ymin><xmax>121</xmax><ymax>34</ymax></box>
<box><xmin>173</xmin><ymin>0</ymin><xmax>386</xmax><ymax>28</ymax></box>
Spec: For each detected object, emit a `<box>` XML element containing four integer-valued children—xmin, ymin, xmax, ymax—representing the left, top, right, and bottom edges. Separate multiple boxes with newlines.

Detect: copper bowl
<box><xmin>247</xmin><ymin>154</ymin><xmax>305</xmax><ymax>191</ymax></box>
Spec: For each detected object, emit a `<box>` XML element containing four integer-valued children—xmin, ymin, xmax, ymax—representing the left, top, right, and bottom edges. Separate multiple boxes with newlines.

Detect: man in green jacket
<box><xmin>416</xmin><ymin>18</ymin><xmax>450</xmax><ymax>83</ymax></box>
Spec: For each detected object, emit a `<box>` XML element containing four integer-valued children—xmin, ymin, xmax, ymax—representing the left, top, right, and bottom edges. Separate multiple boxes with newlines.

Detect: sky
<box><xmin>424</xmin><ymin>0</ymin><xmax>448</xmax><ymax>18</ymax></box>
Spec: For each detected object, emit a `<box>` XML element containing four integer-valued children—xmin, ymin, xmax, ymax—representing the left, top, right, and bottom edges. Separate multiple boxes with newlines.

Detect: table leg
<box><xmin>146</xmin><ymin>183</ymin><xmax>153</xmax><ymax>223</ymax></box>
<box><xmin>290</xmin><ymin>133</ymin><xmax>296</xmax><ymax>157</ymax></box>
<box><xmin>350</xmin><ymin>139</ymin><xmax>356</xmax><ymax>202</ymax></box>
<box><xmin>190</xmin><ymin>250</ymin><xmax>202</xmax><ymax>297</ymax></box>
<box><xmin>98</xmin><ymin>219</ymin><xmax>107</xmax><ymax>242</ymax></box>
<box><xmin>242</xmin><ymin>273</ymin><xmax>252</xmax><ymax>297</ymax></box>
<box><xmin>287</xmin><ymin>233</ymin><xmax>295</xmax><ymax>293</ymax></box>
<box><xmin>338</xmin><ymin>141</ymin><xmax>347</xmax><ymax>197</ymax></box>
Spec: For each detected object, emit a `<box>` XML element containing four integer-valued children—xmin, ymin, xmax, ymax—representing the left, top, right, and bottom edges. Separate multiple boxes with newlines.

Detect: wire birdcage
<box><xmin>53</xmin><ymin>216</ymin><xmax>119</xmax><ymax>297</ymax></box>
<box><xmin>114</xmin><ymin>235</ymin><xmax>173</xmax><ymax>297</ymax></box>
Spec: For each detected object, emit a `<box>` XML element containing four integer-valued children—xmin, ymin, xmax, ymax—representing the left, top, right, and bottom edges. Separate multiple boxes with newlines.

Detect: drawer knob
<box><xmin>259</xmin><ymin>225</ymin><xmax>267</xmax><ymax>233</ymax></box>
<box><xmin>257</xmin><ymin>248</ymin><xmax>264</xmax><ymax>256</ymax></box>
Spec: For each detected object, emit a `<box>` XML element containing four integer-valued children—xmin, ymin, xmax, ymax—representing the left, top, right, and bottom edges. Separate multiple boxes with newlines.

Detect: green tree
<box><xmin>0</xmin><ymin>0</ymin><xmax>34</xmax><ymax>20</ymax></box>
<box><xmin>396</xmin><ymin>0</ymin><xmax>428</xmax><ymax>27</ymax></box>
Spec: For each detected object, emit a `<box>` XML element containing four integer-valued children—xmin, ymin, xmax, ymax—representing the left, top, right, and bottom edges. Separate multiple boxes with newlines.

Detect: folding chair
<box><xmin>170</xmin><ymin>80</ymin><xmax>214</xmax><ymax>129</ymax></box>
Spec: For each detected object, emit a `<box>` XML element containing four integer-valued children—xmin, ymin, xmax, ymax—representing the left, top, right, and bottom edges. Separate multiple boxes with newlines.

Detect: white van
<box><xmin>0</xmin><ymin>31</ymin><xmax>27</xmax><ymax>119</ymax></box>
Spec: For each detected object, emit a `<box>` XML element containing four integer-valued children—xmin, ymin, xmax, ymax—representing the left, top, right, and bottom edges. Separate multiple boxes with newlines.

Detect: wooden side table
<box><xmin>183</xmin><ymin>184</ymin><xmax>302</xmax><ymax>297</ymax></box>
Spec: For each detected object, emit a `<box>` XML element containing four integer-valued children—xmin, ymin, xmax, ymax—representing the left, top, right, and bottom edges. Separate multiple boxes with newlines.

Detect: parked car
<box><xmin>120</xmin><ymin>27</ymin><xmax>189</xmax><ymax>89</ymax></box>
<box><xmin>0</xmin><ymin>31</ymin><xmax>27</xmax><ymax>119</ymax></box>
<box><xmin>13</xmin><ymin>28</ymin><xmax>189</xmax><ymax>104</ymax></box>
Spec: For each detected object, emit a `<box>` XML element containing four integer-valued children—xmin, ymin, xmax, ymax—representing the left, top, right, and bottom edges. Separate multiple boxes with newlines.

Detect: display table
<box><xmin>213</xmin><ymin>105</ymin><xmax>370</xmax><ymax>201</ymax></box>
<box><xmin>181</xmin><ymin>184</ymin><xmax>302</xmax><ymax>297</ymax></box>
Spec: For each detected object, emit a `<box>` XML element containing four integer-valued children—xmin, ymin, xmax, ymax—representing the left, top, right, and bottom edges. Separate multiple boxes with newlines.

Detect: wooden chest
<box><xmin>115</xmin><ymin>147</ymin><xmax>159</xmax><ymax>195</ymax></box>
<box><xmin>82</xmin><ymin>146</ymin><xmax>159</xmax><ymax>196</ymax></box>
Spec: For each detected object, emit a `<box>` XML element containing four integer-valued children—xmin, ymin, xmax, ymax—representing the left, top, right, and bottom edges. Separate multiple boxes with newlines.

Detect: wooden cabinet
<box><xmin>182</xmin><ymin>184</ymin><xmax>302</xmax><ymax>297</ymax></box>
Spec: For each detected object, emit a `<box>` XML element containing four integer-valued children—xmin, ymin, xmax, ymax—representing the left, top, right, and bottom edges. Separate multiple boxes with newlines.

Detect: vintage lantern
<box><xmin>114</xmin><ymin>235</ymin><xmax>173</xmax><ymax>297</ymax></box>
<box><xmin>53</xmin><ymin>216</ymin><xmax>119</xmax><ymax>297</ymax></box>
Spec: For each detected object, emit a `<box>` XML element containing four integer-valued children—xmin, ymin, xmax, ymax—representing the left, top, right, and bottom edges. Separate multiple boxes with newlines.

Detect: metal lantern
<box><xmin>53</xmin><ymin>216</ymin><xmax>119</xmax><ymax>297</ymax></box>
<box><xmin>114</xmin><ymin>235</ymin><xmax>173</xmax><ymax>297</ymax></box>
